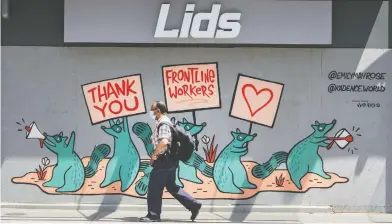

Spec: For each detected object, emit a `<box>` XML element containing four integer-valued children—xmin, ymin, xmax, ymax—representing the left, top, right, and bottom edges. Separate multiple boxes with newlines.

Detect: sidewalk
<box><xmin>2</xmin><ymin>208</ymin><xmax>392</xmax><ymax>223</ymax></box>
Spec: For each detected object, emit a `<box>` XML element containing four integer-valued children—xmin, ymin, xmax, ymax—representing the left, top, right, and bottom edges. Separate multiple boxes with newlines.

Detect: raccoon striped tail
<box><xmin>132</xmin><ymin>122</ymin><xmax>154</xmax><ymax>157</ymax></box>
<box><xmin>252</xmin><ymin>151</ymin><xmax>288</xmax><ymax>179</ymax></box>
<box><xmin>184</xmin><ymin>153</ymin><xmax>213</xmax><ymax>177</ymax></box>
<box><xmin>84</xmin><ymin>144</ymin><xmax>111</xmax><ymax>178</ymax></box>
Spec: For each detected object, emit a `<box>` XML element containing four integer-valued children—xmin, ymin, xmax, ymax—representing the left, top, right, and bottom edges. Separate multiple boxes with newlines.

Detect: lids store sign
<box><xmin>64</xmin><ymin>0</ymin><xmax>332</xmax><ymax>45</ymax></box>
<box><xmin>154</xmin><ymin>4</ymin><xmax>241</xmax><ymax>39</ymax></box>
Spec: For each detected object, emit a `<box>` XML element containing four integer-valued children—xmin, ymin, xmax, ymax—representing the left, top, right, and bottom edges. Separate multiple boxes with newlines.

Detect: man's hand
<box><xmin>150</xmin><ymin>139</ymin><xmax>168</xmax><ymax>166</ymax></box>
<box><xmin>150</xmin><ymin>154</ymin><xmax>158</xmax><ymax>166</ymax></box>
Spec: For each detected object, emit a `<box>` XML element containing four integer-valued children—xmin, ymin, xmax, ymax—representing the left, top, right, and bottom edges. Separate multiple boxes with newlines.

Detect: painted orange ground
<box><xmin>12</xmin><ymin>157</ymin><xmax>349</xmax><ymax>199</ymax></box>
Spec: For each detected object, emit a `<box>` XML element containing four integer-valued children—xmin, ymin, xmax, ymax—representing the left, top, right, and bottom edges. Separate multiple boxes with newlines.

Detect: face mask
<box><xmin>149</xmin><ymin>111</ymin><xmax>156</xmax><ymax>120</ymax></box>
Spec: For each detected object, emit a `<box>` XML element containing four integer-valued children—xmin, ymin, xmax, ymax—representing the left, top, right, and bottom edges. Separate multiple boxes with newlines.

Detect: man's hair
<box><xmin>155</xmin><ymin>101</ymin><xmax>168</xmax><ymax>114</ymax></box>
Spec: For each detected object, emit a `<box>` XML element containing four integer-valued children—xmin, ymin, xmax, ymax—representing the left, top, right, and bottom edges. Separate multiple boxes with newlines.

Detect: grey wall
<box><xmin>1</xmin><ymin>46</ymin><xmax>391</xmax><ymax>212</ymax></box>
<box><xmin>1</xmin><ymin>0</ymin><xmax>391</xmax><ymax>48</ymax></box>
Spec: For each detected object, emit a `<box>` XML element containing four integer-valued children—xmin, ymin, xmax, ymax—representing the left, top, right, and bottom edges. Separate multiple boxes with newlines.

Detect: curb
<box><xmin>1</xmin><ymin>203</ymin><xmax>333</xmax><ymax>213</ymax></box>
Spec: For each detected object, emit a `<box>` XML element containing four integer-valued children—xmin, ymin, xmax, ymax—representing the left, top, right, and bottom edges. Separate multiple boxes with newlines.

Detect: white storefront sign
<box><xmin>154</xmin><ymin>4</ymin><xmax>241</xmax><ymax>39</ymax></box>
<box><xmin>64</xmin><ymin>0</ymin><xmax>332</xmax><ymax>45</ymax></box>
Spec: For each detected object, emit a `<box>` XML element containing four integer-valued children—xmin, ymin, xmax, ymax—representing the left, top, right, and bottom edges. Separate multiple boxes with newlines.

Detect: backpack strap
<box><xmin>156</xmin><ymin>121</ymin><xmax>176</xmax><ymax>155</ymax></box>
<box><xmin>157</xmin><ymin>121</ymin><xmax>173</xmax><ymax>133</ymax></box>
<box><xmin>156</xmin><ymin>121</ymin><xmax>175</xmax><ymax>141</ymax></box>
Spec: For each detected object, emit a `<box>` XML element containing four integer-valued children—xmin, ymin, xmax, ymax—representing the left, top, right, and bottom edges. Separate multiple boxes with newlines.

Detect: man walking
<box><xmin>139</xmin><ymin>101</ymin><xmax>202</xmax><ymax>222</ymax></box>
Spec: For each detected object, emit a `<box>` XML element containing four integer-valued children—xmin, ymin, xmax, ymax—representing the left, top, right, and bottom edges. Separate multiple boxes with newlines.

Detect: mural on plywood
<box><xmin>12</xmin><ymin>64</ymin><xmax>359</xmax><ymax>199</ymax></box>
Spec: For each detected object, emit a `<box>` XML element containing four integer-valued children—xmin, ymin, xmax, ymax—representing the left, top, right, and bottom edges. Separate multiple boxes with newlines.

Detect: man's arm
<box><xmin>151</xmin><ymin>124</ymin><xmax>171</xmax><ymax>160</ymax></box>
<box><xmin>151</xmin><ymin>139</ymin><xmax>169</xmax><ymax>160</ymax></box>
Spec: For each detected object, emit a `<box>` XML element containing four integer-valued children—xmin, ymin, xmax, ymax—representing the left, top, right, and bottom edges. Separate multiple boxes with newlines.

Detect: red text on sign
<box><xmin>165</xmin><ymin>67</ymin><xmax>216</xmax><ymax>99</ymax></box>
<box><xmin>86</xmin><ymin>79</ymin><xmax>139</xmax><ymax>118</ymax></box>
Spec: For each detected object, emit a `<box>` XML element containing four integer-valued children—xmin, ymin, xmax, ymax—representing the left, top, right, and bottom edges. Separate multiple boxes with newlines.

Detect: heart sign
<box><xmin>241</xmin><ymin>84</ymin><xmax>274</xmax><ymax>117</ymax></box>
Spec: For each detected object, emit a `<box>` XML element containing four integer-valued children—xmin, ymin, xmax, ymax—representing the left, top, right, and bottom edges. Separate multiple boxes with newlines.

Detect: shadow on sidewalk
<box><xmin>228</xmin><ymin>196</ymin><xmax>256</xmax><ymax>223</ymax></box>
<box><xmin>86</xmin><ymin>194</ymin><xmax>123</xmax><ymax>221</ymax></box>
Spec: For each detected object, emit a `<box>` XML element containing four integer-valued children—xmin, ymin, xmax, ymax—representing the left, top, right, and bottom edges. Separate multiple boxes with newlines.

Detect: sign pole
<box><xmin>246</xmin><ymin>122</ymin><xmax>253</xmax><ymax>147</ymax></box>
<box><xmin>192</xmin><ymin>110</ymin><xmax>200</xmax><ymax>150</ymax></box>
<box><xmin>248</xmin><ymin>122</ymin><xmax>253</xmax><ymax>135</ymax></box>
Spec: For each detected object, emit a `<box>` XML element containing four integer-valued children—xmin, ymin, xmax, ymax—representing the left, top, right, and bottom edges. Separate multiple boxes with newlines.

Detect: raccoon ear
<box><xmin>315</xmin><ymin>121</ymin><xmax>320</xmax><ymax>125</ymax></box>
<box><xmin>59</xmin><ymin>132</ymin><xmax>63</xmax><ymax>137</ymax></box>
<box><xmin>231</xmin><ymin>131</ymin><xmax>237</xmax><ymax>137</ymax></box>
<box><xmin>116</xmin><ymin>119</ymin><xmax>121</xmax><ymax>125</ymax></box>
<box><xmin>183</xmin><ymin>118</ymin><xmax>188</xmax><ymax>123</ymax></box>
<box><xmin>236</xmin><ymin>128</ymin><xmax>241</xmax><ymax>133</ymax></box>
<box><xmin>311</xmin><ymin>125</ymin><xmax>317</xmax><ymax>130</ymax></box>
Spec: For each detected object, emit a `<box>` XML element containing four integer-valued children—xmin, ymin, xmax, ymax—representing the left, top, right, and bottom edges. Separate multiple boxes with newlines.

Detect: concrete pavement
<box><xmin>2</xmin><ymin>208</ymin><xmax>392</xmax><ymax>223</ymax></box>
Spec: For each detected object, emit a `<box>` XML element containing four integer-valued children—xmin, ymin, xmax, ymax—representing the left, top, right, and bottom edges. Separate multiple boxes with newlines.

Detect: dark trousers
<box><xmin>147</xmin><ymin>157</ymin><xmax>201</xmax><ymax>218</ymax></box>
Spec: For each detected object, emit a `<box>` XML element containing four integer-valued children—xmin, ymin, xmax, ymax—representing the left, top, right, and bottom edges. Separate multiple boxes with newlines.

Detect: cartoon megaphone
<box><xmin>327</xmin><ymin>128</ymin><xmax>354</xmax><ymax>149</ymax></box>
<box><xmin>25</xmin><ymin>122</ymin><xmax>46</xmax><ymax>148</ymax></box>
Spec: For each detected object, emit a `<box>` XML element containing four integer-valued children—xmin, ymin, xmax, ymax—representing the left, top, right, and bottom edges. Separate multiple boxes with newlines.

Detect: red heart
<box><xmin>241</xmin><ymin>84</ymin><xmax>274</xmax><ymax>117</ymax></box>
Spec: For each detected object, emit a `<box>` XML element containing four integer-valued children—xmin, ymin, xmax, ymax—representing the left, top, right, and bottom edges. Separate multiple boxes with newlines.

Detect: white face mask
<box><xmin>149</xmin><ymin>111</ymin><xmax>156</xmax><ymax>120</ymax></box>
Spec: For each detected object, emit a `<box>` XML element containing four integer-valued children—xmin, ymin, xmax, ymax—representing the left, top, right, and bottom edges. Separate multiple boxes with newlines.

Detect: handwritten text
<box><xmin>82</xmin><ymin>75</ymin><xmax>145</xmax><ymax>124</ymax></box>
<box><xmin>165</xmin><ymin>67</ymin><xmax>216</xmax><ymax>99</ymax></box>
<box><xmin>162</xmin><ymin>63</ymin><xmax>221</xmax><ymax>112</ymax></box>
<box><xmin>87</xmin><ymin>79</ymin><xmax>139</xmax><ymax>117</ymax></box>
<box><xmin>328</xmin><ymin>71</ymin><xmax>386</xmax><ymax>80</ymax></box>
<box><xmin>328</xmin><ymin>84</ymin><xmax>386</xmax><ymax>93</ymax></box>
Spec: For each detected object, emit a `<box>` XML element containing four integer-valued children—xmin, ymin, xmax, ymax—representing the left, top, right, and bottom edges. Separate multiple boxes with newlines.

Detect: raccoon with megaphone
<box><xmin>24</xmin><ymin>122</ymin><xmax>110</xmax><ymax>192</ymax></box>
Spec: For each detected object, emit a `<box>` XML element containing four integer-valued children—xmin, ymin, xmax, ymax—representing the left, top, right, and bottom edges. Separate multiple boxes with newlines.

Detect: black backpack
<box><xmin>157</xmin><ymin>121</ymin><xmax>195</xmax><ymax>162</ymax></box>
